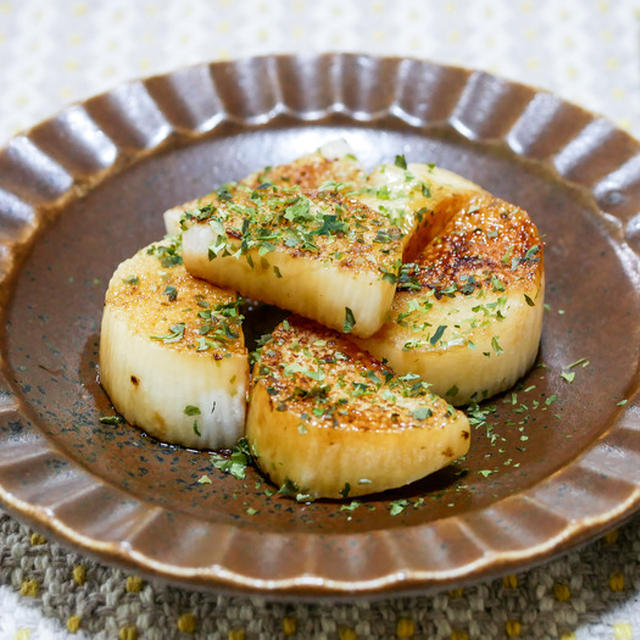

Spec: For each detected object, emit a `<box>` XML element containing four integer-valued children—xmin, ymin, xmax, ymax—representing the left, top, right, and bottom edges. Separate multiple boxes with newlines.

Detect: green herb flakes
<box><xmin>430</xmin><ymin>325</ymin><xmax>447</xmax><ymax>346</ymax></box>
<box><xmin>163</xmin><ymin>285</ymin><xmax>177</xmax><ymax>302</ymax></box>
<box><xmin>343</xmin><ymin>307</ymin><xmax>356</xmax><ymax>333</ymax></box>
<box><xmin>151</xmin><ymin>323</ymin><xmax>186</xmax><ymax>344</ymax></box>
<box><xmin>411</xmin><ymin>407</ymin><xmax>433</xmax><ymax>420</ymax></box>
<box><xmin>210</xmin><ymin>437</ymin><xmax>252</xmax><ymax>480</ymax></box>
<box><xmin>389</xmin><ymin>499</ymin><xmax>409</xmax><ymax>516</ymax></box>
<box><xmin>394</xmin><ymin>154</ymin><xmax>407</xmax><ymax>169</ymax></box>
<box><xmin>491</xmin><ymin>275</ymin><xmax>505</xmax><ymax>292</ymax></box>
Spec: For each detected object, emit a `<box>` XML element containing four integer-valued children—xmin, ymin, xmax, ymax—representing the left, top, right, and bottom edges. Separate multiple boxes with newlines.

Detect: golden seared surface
<box><xmin>399</xmin><ymin>193</ymin><xmax>544</xmax><ymax>297</ymax></box>
<box><xmin>242</xmin><ymin>151</ymin><xmax>364</xmax><ymax>190</ymax></box>
<box><xmin>252</xmin><ymin>315</ymin><xmax>466</xmax><ymax>433</ymax></box>
<box><xmin>354</xmin><ymin>188</ymin><xmax>545</xmax><ymax>405</ymax></box>
<box><xmin>105</xmin><ymin>239</ymin><xmax>244</xmax><ymax>356</ymax></box>
<box><xmin>168</xmin><ymin>152</ymin><xmax>364</xmax><ymax>234</ymax></box>
<box><xmin>186</xmin><ymin>183</ymin><xmax>404</xmax><ymax>277</ymax></box>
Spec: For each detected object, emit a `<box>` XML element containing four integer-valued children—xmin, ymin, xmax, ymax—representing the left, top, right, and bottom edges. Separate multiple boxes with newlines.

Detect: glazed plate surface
<box><xmin>0</xmin><ymin>54</ymin><xmax>639</xmax><ymax>597</ymax></box>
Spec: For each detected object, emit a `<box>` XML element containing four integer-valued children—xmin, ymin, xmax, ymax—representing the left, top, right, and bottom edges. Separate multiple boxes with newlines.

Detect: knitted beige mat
<box><xmin>1</xmin><ymin>511</ymin><xmax>639</xmax><ymax>640</ymax></box>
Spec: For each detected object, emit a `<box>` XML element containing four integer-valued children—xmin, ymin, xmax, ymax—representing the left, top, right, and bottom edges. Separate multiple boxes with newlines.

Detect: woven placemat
<box><xmin>1</xmin><ymin>509</ymin><xmax>639</xmax><ymax>639</ymax></box>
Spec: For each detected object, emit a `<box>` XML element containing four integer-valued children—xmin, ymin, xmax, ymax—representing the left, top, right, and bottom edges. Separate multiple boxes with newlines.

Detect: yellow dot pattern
<box><xmin>503</xmin><ymin>574</ymin><xmax>518</xmax><ymax>589</ymax></box>
<box><xmin>605</xmin><ymin>529</ymin><xmax>620</xmax><ymax>544</ymax></box>
<box><xmin>0</xmin><ymin>0</ymin><xmax>634</xmax><ymax>143</ymax></box>
<box><xmin>66</xmin><ymin>615</ymin><xmax>81</xmax><ymax>633</ymax></box>
<box><xmin>20</xmin><ymin>579</ymin><xmax>39</xmax><ymax>597</ymax></box>
<box><xmin>614</xmin><ymin>622</ymin><xmax>633</xmax><ymax>640</ymax></box>
<box><xmin>283</xmin><ymin>617</ymin><xmax>297</xmax><ymax>635</ymax></box>
<box><xmin>505</xmin><ymin>620</ymin><xmax>521</xmax><ymax>637</ymax></box>
<box><xmin>396</xmin><ymin>617</ymin><xmax>414</xmax><ymax>637</ymax></box>
<box><xmin>29</xmin><ymin>533</ymin><xmax>46</xmax><ymax>546</ymax></box>
<box><xmin>3</xmin><ymin>512</ymin><xmax>640</xmax><ymax>640</ymax></box>
<box><xmin>119</xmin><ymin>626</ymin><xmax>138</xmax><ymax>640</ymax></box>
<box><xmin>339</xmin><ymin>627</ymin><xmax>357</xmax><ymax>640</ymax></box>
<box><xmin>553</xmin><ymin>582</ymin><xmax>571</xmax><ymax>602</ymax></box>
<box><xmin>177</xmin><ymin>613</ymin><xmax>196</xmax><ymax>633</ymax></box>
<box><xmin>72</xmin><ymin>564</ymin><xmax>86</xmax><ymax>585</ymax></box>
<box><xmin>609</xmin><ymin>572</ymin><xmax>625</xmax><ymax>592</ymax></box>
<box><xmin>126</xmin><ymin>575</ymin><xmax>143</xmax><ymax>593</ymax></box>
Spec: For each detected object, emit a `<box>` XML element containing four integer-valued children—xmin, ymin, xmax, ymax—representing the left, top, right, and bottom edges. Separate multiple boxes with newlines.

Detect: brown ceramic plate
<box><xmin>0</xmin><ymin>54</ymin><xmax>639</xmax><ymax>598</ymax></box>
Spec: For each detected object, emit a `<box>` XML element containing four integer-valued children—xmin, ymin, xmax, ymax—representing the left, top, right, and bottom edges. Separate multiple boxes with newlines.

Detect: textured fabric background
<box><xmin>0</xmin><ymin>1</ymin><xmax>639</xmax><ymax>638</ymax></box>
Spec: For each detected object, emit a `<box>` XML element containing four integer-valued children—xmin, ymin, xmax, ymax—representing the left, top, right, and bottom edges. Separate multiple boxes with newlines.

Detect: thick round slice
<box><xmin>356</xmin><ymin>192</ymin><xmax>544</xmax><ymax>405</ymax></box>
<box><xmin>246</xmin><ymin>316</ymin><xmax>470</xmax><ymax>499</ymax></box>
<box><xmin>99</xmin><ymin>239</ymin><xmax>248</xmax><ymax>449</ymax></box>
<box><xmin>182</xmin><ymin>185</ymin><xmax>403</xmax><ymax>338</ymax></box>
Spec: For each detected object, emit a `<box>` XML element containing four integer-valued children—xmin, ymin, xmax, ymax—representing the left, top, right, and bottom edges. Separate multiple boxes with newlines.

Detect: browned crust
<box><xmin>243</xmin><ymin>153</ymin><xmax>363</xmax><ymax>190</ymax></box>
<box><xmin>106</xmin><ymin>245</ymin><xmax>245</xmax><ymax>356</ymax></box>
<box><xmin>252</xmin><ymin>315</ymin><xmax>463</xmax><ymax>433</ymax></box>
<box><xmin>402</xmin><ymin>193</ymin><xmax>544</xmax><ymax>297</ymax></box>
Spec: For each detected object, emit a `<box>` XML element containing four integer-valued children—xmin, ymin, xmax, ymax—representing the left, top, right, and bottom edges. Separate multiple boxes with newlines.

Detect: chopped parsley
<box><xmin>394</xmin><ymin>154</ymin><xmax>407</xmax><ymax>169</ymax></box>
<box><xmin>163</xmin><ymin>285</ymin><xmax>177</xmax><ymax>302</ymax></box>
<box><xmin>343</xmin><ymin>307</ymin><xmax>356</xmax><ymax>333</ymax></box>
<box><xmin>411</xmin><ymin>407</ymin><xmax>433</xmax><ymax>420</ymax></box>
<box><xmin>389</xmin><ymin>499</ymin><xmax>409</xmax><ymax>516</ymax></box>
<box><xmin>151</xmin><ymin>323</ymin><xmax>186</xmax><ymax>344</ymax></box>
<box><xmin>210</xmin><ymin>438</ymin><xmax>252</xmax><ymax>480</ymax></box>
<box><xmin>430</xmin><ymin>325</ymin><xmax>447</xmax><ymax>346</ymax></box>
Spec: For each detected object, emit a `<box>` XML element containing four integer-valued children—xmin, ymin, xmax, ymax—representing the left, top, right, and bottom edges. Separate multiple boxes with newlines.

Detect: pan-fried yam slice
<box><xmin>99</xmin><ymin>238</ymin><xmax>248</xmax><ymax>449</ymax></box>
<box><xmin>355</xmin><ymin>193</ymin><xmax>544</xmax><ymax>405</ymax></box>
<box><xmin>242</xmin><ymin>138</ymin><xmax>364</xmax><ymax>190</ymax></box>
<box><xmin>163</xmin><ymin>139</ymin><xmax>364</xmax><ymax>236</ymax></box>
<box><xmin>182</xmin><ymin>185</ymin><xmax>403</xmax><ymax>338</ymax></box>
<box><xmin>246</xmin><ymin>316</ymin><xmax>470</xmax><ymax>499</ymax></box>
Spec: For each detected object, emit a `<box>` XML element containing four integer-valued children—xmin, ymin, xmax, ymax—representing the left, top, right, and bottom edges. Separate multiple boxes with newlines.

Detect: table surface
<box><xmin>0</xmin><ymin>1</ymin><xmax>639</xmax><ymax>638</ymax></box>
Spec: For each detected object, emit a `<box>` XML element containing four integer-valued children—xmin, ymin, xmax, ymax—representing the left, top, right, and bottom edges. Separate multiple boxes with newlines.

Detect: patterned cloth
<box><xmin>0</xmin><ymin>1</ymin><xmax>638</xmax><ymax>638</ymax></box>
<box><xmin>1</xmin><ymin>513</ymin><xmax>640</xmax><ymax>639</ymax></box>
